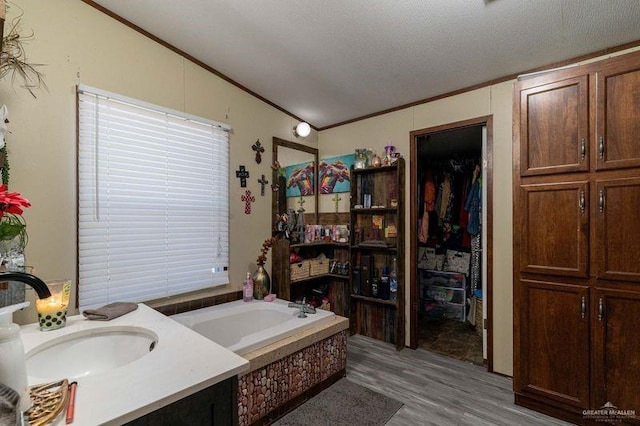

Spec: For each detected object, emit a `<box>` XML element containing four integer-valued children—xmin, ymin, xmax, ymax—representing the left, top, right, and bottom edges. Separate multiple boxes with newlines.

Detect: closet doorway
<box><xmin>409</xmin><ymin>116</ymin><xmax>493</xmax><ymax>371</ymax></box>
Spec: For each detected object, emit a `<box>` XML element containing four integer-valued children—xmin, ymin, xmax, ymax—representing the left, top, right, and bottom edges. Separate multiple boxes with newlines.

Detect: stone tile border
<box><xmin>238</xmin><ymin>330</ymin><xmax>348</xmax><ymax>425</ymax></box>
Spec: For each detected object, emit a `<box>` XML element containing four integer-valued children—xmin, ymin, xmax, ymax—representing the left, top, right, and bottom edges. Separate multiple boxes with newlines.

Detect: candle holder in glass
<box><xmin>35</xmin><ymin>279</ymin><xmax>71</xmax><ymax>331</ymax></box>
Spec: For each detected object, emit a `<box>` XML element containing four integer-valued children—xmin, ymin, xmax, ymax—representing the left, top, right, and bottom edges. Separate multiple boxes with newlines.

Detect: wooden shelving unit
<box><xmin>349</xmin><ymin>158</ymin><xmax>405</xmax><ymax>350</ymax></box>
<box><xmin>271</xmin><ymin>213</ymin><xmax>351</xmax><ymax>318</ymax></box>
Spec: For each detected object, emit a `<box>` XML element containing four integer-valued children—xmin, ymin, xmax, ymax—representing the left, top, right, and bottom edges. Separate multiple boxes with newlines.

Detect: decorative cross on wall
<box><xmin>235</xmin><ymin>165</ymin><xmax>250</xmax><ymax>187</ymax></box>
<box><xmin>241</xmin><ymin>190</ymin><xmax>255</xmax><ymax>214</ymax></box>
<box><xmin>332</xmin><ymin>194</ymin><xmax>342</xmax><ymax>213</ymax></box>
<box><xmin>297</xmin><ymin>196</ymin><xmax>306</xmax><ymax>211</ymax></box>
<box><xmin>252</xmin><ymin>139</ymin><xmax>264</xmax><ymax>164</ymax></box>
<box><xmin>258</xmin><ymin>174</ymin><xmax>269</xmax><ymax>196</ymax></box>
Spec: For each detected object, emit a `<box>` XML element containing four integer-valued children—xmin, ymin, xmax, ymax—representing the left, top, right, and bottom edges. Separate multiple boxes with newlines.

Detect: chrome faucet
<box><xmin>0</xmin><ymin>272</ymin><xmax>51</xmax><ymax>299</ymax></box>
<box><xmin>288</xmin><ymin>298</ymin><xmax>316</xmax><ymax>318</ymax></box>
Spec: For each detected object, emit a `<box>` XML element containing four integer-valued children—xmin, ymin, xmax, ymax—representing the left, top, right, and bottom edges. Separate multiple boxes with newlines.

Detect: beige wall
<box><xmin>318</xmin><ymin>47</ymin><xmax>640</xmax><ymax>377</ymax></box>
<box><xmin>318</xmin><ymin>86</ymin><xmax>516</xmax><ymax>375</ymax></box>
<box><xmin>5</xmin><ymin>0</ymin><xmax>639</xmax><ymax>377</ymax></box>
<box><xmin>3</xmin><ymin>0</ymin><xmax>315</xmax><ymax>323</ymax></box>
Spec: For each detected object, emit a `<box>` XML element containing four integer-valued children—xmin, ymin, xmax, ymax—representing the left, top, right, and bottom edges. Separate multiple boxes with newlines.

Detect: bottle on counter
<box><xmin>0</xmin><ymin>302</ymin><xmax>31</xmax><ymax>412</ymax></box>
<box><xmin>243</xmin><ymin>272</ymin><xmax>254</xmax><ymax>302</ymax></box>
<box><xmin>389</xmin><ymin>258</ymin><xmax>398</xmax><ymax>301</ymax></box>
<box><xmin>371</xmin><ymin>268</ymin><xmax>380</xmax><ymax>298</ymax></box>
<box><xmin>380</xmin><ymin>265</ymin><xmax>390</xmax><ymax>300</ymax></box>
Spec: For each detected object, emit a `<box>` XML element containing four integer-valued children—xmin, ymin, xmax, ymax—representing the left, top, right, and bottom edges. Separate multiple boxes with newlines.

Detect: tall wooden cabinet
<box><xmin>514</xmin><ymin>51</ymin><xmax>640</xmax><ymax>424</ymax></box>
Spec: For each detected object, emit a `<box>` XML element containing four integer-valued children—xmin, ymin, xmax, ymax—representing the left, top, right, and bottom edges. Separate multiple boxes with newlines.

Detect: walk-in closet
<box><xmin>414</xmin><ymin>124</ymin><xmax>487</xmax><ymax>366</ymax></box>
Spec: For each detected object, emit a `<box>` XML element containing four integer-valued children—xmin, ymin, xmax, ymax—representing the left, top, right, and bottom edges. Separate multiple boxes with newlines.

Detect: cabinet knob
<box><xmin>598</xmin><ymin>298</ymin><xmax>604</xmax><ymax>322</ymax></box>
<box><xmin>598</xmin><ymin>136</ymin><xmax>605</xmax><ymax>160</ymax></box>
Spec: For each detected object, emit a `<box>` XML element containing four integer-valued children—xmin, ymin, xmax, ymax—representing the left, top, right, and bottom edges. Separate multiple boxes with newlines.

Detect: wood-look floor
<box><xmin>346</xmin><ymin>335</ymin><xmax>573</xmax><ymax>426</ymax></box>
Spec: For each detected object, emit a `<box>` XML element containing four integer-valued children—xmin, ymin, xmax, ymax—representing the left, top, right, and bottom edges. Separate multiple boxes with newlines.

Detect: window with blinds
<box><xmin>77</xmin><ymin>85</ymin><xmax>230</xmax><ymax>309</ymax></box>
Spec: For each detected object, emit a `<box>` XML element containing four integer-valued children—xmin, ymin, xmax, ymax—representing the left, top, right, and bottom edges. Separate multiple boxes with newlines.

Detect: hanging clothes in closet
<box><xmin>465</xmin><ymin>164</ymin><xmax>482</xmax><ymax>293</ymax></box>
<box><xmin>418</xmin><ymin>159</ymin><xmax>482</xmax><ymax>276</ymax></box>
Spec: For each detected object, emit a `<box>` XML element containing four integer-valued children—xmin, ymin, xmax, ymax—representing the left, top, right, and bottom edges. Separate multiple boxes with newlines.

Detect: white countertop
<box><xmin>19</xmin><ymin>303</ymin><xmax>249</xmax><ymax>425</ymax></box>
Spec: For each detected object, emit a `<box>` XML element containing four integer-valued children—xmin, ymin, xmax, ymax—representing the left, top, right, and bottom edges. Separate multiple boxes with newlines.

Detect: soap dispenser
<box><xmin>0</xmin><ymin>301</ymin><xmax>32</xmax><ymax>412</ymax></box>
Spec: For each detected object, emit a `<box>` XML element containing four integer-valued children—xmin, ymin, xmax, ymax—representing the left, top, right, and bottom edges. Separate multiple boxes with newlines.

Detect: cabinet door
<box><xmin>596</xmin><ymin>54</ymin><xmax>640</xmax><ymax>170</ymax></box>
<box><xmin>596</xmin><ymin>178</ymin><xmax>640</xmax><ymax>282</ymax></box>
<box><xmin>519</xmin><ymin>181</ymin><xmax>589</xmax><ymax>277</ymax></box>
<box><xmin>515</xmin><ymin>279</ymin><xmax>590</xmax><ymax>408</ymax></box>
<box><xmin>592</xmin><ymin>288</ymin><xmax>640</xmax><ymax>413</ymax></box>
<box><xmin>519</xmin><ymin>75</ymin><xmax>589</xmax><ymax>176</ymax></box>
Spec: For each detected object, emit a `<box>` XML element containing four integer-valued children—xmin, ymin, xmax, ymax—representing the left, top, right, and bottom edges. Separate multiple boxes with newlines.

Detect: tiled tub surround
<box><xmin>173</xmin><ymin>298</ymin><xmax>349</xmax><ymax>425</ymax></box>
<box><xmin>151</xmin><ymin>290</ymin><xmax>242</xmax><ymax>316</ymax></box>
<box><xmin>238</xmin><ymin>325</ymin><xmax>348</xmax><ymax>425</ymax></box>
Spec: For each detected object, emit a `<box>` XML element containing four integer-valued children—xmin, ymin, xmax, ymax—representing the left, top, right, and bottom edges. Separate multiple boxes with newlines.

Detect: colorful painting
<box><xmin>285</xmin><ymin>161</ymin><xmax>315</xmax><ymax>197</ymax></box>
<box><xmin>319</xmin><ymin>154</ymin><xmax>354</xmax><ymax>194</ymax></box>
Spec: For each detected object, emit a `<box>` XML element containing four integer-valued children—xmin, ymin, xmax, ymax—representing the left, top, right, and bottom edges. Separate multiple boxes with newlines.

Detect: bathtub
<box><xmin>171</xmin><ymin>298</ymin><xmax>336</xmax><ymax>355</ymax></box>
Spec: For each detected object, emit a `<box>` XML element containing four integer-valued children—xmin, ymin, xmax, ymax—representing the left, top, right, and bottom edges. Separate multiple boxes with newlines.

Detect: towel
<box><xmin>82</xmin><ymin>302</ymin><xmax>138</xmax><ymax>321</ymax></box>
<box><xmin>0</xmin><ymin>383</ymin><xmax>20</xmax><ymax>426</ymax></box>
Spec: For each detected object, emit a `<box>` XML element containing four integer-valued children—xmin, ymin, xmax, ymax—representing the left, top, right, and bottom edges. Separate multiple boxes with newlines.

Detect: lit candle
<box><xmin>35</xmin><ymin>293</ymin><xmax>67</xmax><ymax>316</ymax></box>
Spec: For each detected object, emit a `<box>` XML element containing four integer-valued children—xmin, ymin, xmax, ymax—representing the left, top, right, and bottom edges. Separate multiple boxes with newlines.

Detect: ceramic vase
<box><xmin>253</xmin><ymin>264</ymin><xmax>270</xmax><ymax>300</ymax></box>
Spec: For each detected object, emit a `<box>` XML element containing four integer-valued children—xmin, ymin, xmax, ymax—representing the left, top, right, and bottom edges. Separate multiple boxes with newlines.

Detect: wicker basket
<box><xmin>290</xmin><ymin>261</ymin><xmax>310</xmax><ymax>281</ymax></box>
<box><xmin>309</xmin><ymin>258</ymin><xmax>330</xmax><ymax>276</ymax></box>
<box><xmin>475</xmin><ymin>297</ymin><xmax>483</xmax><ymax>336</ymax></box>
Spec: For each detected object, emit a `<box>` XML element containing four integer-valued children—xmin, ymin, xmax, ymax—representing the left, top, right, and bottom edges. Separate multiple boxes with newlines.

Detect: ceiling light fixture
<box><xmin>293</xmin><ymin>122</ymin><xmax>311</xmax><ymax>138</ymax></box>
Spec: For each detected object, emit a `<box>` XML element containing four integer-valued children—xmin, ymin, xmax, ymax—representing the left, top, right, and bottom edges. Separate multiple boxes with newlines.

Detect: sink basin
<box><xmin>26</xmin><ymin>326</ymin><xmax>158</xmax><ymax>381</ymax></box>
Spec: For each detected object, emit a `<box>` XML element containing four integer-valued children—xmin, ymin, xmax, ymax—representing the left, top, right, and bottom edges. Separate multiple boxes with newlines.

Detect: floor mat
<box><xmin>273</xmin><ymin>378</ymin><xmax>403</xmax><ymax>426</ymax></box>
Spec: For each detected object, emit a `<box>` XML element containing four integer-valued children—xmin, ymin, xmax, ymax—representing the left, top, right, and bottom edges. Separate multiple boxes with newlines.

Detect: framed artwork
<box><xmin>285</xmin><ymin>161</ymin><xmax>315</xmax><ymax>197</ymax></box>
<box><xmin>319</xmin><ymin>154</ymin><xmax>354</xmax><ymax>194</ymax></box>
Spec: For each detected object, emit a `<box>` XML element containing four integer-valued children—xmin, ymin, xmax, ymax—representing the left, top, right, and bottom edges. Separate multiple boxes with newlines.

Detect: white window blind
<box><xmin>77</xmin><ymin>85</ymin><xmax>230</xmax><ymax>309</ymax></box>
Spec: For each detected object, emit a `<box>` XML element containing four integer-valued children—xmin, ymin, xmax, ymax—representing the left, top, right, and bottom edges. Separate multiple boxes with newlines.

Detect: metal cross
<box><xmin>332</xmin><ymin>194</ymin><xmax>342</xmax><ymax>213</ymax></box>
<box><xmin>252</xmin><ymin>139</ymin><xmax>264</xmax><ymax>164</ymax></box>
<box><xmin>235</xmin><ymin>165</ymin><xmax>250</xmax><ymax>187</ymax></box>
<box><xmin>258</xmin><ymin>174</ymin><xmax>269</xmax><ymax>196</ymax></box>
<box><xmin>297</xmin><ymin>196</ymin><xmax>306</xmax><ymax>210</ymax></box>
<box><xmin>241</xmin><ymin>190</ymin><xmax>255</xmax><ymax>214</ymax></box>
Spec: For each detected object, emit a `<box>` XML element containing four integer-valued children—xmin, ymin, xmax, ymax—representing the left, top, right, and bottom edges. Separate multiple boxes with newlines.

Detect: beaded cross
<box><xmin>241</xmin><ymin>190</ymin><xmax>255</xmax><ymax>214</ymax></box>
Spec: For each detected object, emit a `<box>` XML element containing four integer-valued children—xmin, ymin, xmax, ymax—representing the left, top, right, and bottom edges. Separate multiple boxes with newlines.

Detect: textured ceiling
<box><xmin>92</xmin><ymin>0</ymin><xmax>640</xmax><ymax>129</ymax></box>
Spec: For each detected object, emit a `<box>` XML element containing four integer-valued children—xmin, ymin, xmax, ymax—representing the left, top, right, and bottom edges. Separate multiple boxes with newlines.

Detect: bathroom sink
<box><xmin>26</xmin><ymin>326</ymin><xmax>158</xmax><ymax>381</ymax></box>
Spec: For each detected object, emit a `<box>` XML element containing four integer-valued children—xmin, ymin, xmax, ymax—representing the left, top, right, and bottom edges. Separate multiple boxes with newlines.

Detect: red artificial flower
<box><xmin>0</xmin><ymin>185</ymin><xmax>31</xmax><ymax>217</ymax></box>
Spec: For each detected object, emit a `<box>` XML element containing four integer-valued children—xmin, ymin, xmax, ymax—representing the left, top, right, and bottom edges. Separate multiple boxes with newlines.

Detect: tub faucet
<box><xmin>0</xmin><ymin>272</ymin><xmax>52</xmax><ymax>299</ymax></box>
<box><xmin>288</xmin><ymin>298</ymin><xmax>316</xmax><ymax>318</ymax></box>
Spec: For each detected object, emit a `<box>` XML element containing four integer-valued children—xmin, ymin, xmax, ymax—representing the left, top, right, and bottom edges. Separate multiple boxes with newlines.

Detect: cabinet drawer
<box><xmin>422</xmin><ymin>300</ymin><xmax>465</xmax><ymax>322</ymax></box>
<box><xmin>419</xmin><ymin>270</ymin><xmax>466</xmax><ymax>288</ymax></box>
<box><xmin>423</xmin><ymin>286</ymin><xmax>464</xmax><ymax>305</ymax></box>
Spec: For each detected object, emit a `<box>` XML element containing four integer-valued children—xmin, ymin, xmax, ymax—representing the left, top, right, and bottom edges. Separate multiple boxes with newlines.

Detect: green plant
<box><xmin>1</xmin><ymin>9</ymin><xmax>47</xmax><ymax>98</ymax></box>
